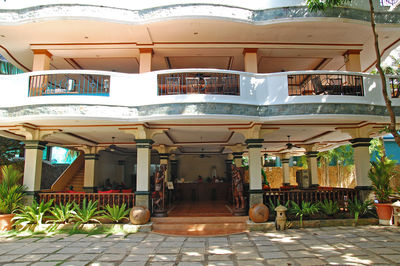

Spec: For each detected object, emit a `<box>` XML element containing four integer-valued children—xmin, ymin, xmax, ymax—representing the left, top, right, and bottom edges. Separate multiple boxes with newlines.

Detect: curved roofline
<box><xmin>0</xmin><ymin>4</ymin><xmax>399</xmax><ymax>26</ymax></box>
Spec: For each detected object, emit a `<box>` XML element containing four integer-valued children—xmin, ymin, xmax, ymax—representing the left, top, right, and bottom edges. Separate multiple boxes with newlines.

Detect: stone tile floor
<box><xmin>1</xmin><ymin>225</ymin><xmax>400</xmax><ymax>265</ymax></box>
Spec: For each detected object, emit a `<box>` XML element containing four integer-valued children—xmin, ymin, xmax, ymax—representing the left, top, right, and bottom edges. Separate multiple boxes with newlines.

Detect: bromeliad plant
<box><xmin>13</xmin><ymin>199</ymin><xmax>54</xmax><ymax>229</ymax></box>
<box><xmin>318</xmin><ymin>199</ymin><xmax>339</xmax><ymax>217</ymax></box>
<box><xmin>290</xmin><ymin>201</ymin><xmax>319</xmax><ymax>228</ymax></box>
<box><xmin>102</xmin><ymin>203</ymin><xmax>130</xmax><ymax>223</ymax></box>
<box><xmin>48</xmin><ymin>202</ymin><xmax>75</xmax><ymax>224</ymax></box>
<box><xmin>347</xmin><ymin>198</ymin><xmax>374</xmax><ymax>224</ymax></box>
<box><xmin>73</xmin><ymin>199</ymin><xmax>103</xmax><ymax>229</ymax></box>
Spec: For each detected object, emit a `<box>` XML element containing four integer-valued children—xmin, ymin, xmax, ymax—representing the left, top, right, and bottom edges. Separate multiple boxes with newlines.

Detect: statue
<box><xmin>231</xmin><ymin>164</ymin><xmax>245</xmax><ymax>210</ymax></box>
<box><xmin>154</xmin><ymin>164</ymin><xmax>167</xmax><ymax>212</ymax></box>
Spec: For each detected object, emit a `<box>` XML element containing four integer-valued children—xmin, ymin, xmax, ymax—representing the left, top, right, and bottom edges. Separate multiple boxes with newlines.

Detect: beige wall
<box><xmin>178</xmin><ymin>155</ymin><xmax>227</xmax><ymax>182</ymax></box>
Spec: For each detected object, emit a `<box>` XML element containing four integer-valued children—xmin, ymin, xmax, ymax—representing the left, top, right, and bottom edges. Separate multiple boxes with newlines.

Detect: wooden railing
<box><xmin>264</xmin><ymin>188</ymin><xmax>358</xmax><ymax>210</ymax></box>
<box><xmin>29</xmin><ymin>73</ymin><xmax>110</xmax><ymax>97</ymax></box>
<box><xmin>389</xmin><ymin>77</ymin><xmax>400</xmax><ymax>98</ymax></box>
<box><xmin>38</xmin><ymin>192</ymin><xmax>135</xmax><ymax>209</ymax></box>
<box><xmin>288</xmin><ymin>74</ymin><xmax>364</xmax><ymax>96</ymax></box>
<box><xmin>51</xmin><ymin>153</ymin><xmax>84</xmax><ymax>191</ymax></box>
<box><xmin>157</xmin><ymin>72</ymin><xmax>240</xmax><ymax>96</ymax></box>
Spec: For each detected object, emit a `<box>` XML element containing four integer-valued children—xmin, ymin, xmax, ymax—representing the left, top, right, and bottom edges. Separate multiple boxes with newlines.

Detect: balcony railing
<box><xmin>389</xmin><ymin>77</ymin><xmax>400</xmax><ymax>98</ymax></box>
<box><xmin>29</xmin><ymin>73</ymin><xmax>110</xmax><ymax>97</ymax></box>
<box><xmin>288</xmin><ymin>73</ymin><xmax>364</xmax><ymax>96</ymax></box>
<box><xmin>157</xmin><ymin>72</ymin><xmax>240</xmax><ymax>96</ymax></box>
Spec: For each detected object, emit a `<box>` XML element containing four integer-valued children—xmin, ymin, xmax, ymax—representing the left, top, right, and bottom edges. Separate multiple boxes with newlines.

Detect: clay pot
<box><xmin>374</xmin><ymin>203</ymin><xmax>393</xmax><ymax>225</ymax></box>
<box><xmin>0</xmin><ymin>214</ymin><xmax>15</xmax><ymax>232</ymax></box>
<box><xmin>249</xmin><ymin>203</ymin><xmax>269</xmax><ymax>223</ymax></box>
<box><xmin>129</xmin><ymin>206</ymin><xmax>150</xmax><ymax>225</ymax></box>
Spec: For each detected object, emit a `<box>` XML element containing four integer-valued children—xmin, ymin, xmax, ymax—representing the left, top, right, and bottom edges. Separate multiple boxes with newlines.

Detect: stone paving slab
<box><xmin>0</xmin><ymin>225</ymin><xmax>399</xmax><ymax>265</ymax></box>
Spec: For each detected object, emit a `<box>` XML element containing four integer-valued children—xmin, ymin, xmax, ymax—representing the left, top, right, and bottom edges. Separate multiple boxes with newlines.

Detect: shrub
<box><xmin>73</xmin><ymin>199</ymin><xmax>103</xmax><ymax>229</ymax></box>
<box><xmin>290</xmin><ymin>201</ymin><xmax>319</xmax><ymax>228</ymax></box>
<box><xmin>347</xmin><ymin>198</ymin><xmax>374</xmax><ymax>224</ymax></box>
<box><xmin>49</xmin><ymin>202</ymin><xmax>75</xmax><ymax>224</ymax></box>
<box><xmin>318</xmin><ymin>199</ymin><xmax>339</xmax><ymax>216</ymax></box>
<box><xmin>0</xmin><ymin>165</ymin><xmax>25</xmax><ymax>214</ymax></box>
<box><xmin>13</xmin><ymin>200</ymin><xmax>53</xmax><ymax>229</ymax></box>
<box><xmin>102</xmin><ymin>203</ymin><xmax>130</xmax><ymax>223</ymax></box>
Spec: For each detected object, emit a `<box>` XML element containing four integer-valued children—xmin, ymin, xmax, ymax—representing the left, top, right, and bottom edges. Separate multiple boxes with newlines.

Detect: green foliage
<box><xmin>0</xmin><ymin>165</ymin><xmax>25</xmax><ymax>214</ymax></box>
<box><xmin>261</xmin><ymin>168</ymin><xmax>268</xmax><ymax>186</ymax></box>
<box><xmin>369</xmin><ymin>138</ymin><xmax>386</xmax><ymax>158</ymax></box>
<box><xmin>268</xmin><ymin>199</ymin><xmax>290</xmax><ymax>213</ymax></box>
<box><xmin>318</xmin><ymin>145</ymin><xmax>353</xmax><ymax>166</ymax></box>
<box><xmin>307</xmin><ymin>0</ymin><xmax>351</xmax><ymax>12</ymax></box>
<box><xmin>48</xmin><ymin>202</ymin><xmax>75</xmax><ymax>224</ymax></box>
<box><xmin>369</xmin><ymin>156</ymin><xmax>397</xmax><ymax>203</ymax></box>
<box><xmin>102</xmin><ymin>203</ymin><xmax>130</xmax><ymax>223</ymax></box>
<box><xmin>73</xmin><ymin>199</ymin><xmax>103</xmax><ymax>229</ymax></box>
<box><xmin>347</xmin><ymin>198</ymin><xmax>374</xmax><ymax>223</ymax></box>
<box><xmin>13</xmin><ymin>200</ymin><xmax>53</xmax><ymax>228</ymax></box>
<box><xmin>290</xmin><ymin>201</ymin><xmax>319</xmax><ymax>227</ymax></box>
<box><xmin>318</xmin><ymin>199</ymin><xmax>339</xmax><ymax>216</ymax></box>
<box><xmin>0</xmin><ymin>136</ymin><xmax>23</xmax><ymax>166</ymax></box>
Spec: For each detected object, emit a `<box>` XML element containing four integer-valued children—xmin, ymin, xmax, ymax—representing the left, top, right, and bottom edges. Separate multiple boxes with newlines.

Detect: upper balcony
<box><xmin>0</xmin><ymin>69</ymin><xmax>399</xmax><ymax>122</ymax></box>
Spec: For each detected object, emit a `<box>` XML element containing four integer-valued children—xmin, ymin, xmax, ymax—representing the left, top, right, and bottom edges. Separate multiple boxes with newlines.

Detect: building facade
<box><xmin>0</xmin><ymin>1</ymin><xmax>400</xmax><ymax>209</ymax></box>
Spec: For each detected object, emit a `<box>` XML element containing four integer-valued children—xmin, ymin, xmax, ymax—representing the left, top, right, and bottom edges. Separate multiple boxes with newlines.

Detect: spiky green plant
<box><xmin>13</xmin><ymin>200</ymin><xmax>53</xmax><ymax>228</ymax></box>
<box><xmin>102</xmin><ymin>203</ymin><xmax>130</xmax><ymax>223</ymax></box>
<box><xmin>73</xmin><ymin>199</ymin><xmax>103</xmax><ymax>229</ymax></box>
<box><xmin>369</xmin><ymin>156</ymin><xmax>397</xmax><ymax>203</ymax></box>
<box><xmin>0</xmin><ymin>165</ymin><xmax>25</xmax><ymax>214</ymax></box>
<box><xmin>290</xmin><ymin>201</ymin><xmax>319</xmax><ymax>228</ymax></box>
<box><xmin>48</xmin><ymin>202</ymin><xmax>75</xmax><ymax>224</ymax></box>
<box><xmin>268</xmin><ymin>198</ymin><xmax>291</xmax><ymax>212</ymax></box>
<box><xmin>347</xmin><ymin>198</ymin><xmax>374</xmax><ymax>224</ymax></box>
<box><xmin>318</xmin><ymin>199</ymin><xmax>339</xmax><ymax>216</ymax></box>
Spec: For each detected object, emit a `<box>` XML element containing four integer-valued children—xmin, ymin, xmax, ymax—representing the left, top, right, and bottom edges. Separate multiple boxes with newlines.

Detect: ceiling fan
<box><xmin>106</xmin><ymin>137</ymin><xmax>129</xmax><ymax>154</ymax></box>
<box><xmin>199</xmin><ymin>147</ymin><xmax>211</xmax><ymax>158</ymax></box>
<box><xmin>286</xmin><ymin>135</ymin><xmax>301</xmax><ymax>150</ymax></box>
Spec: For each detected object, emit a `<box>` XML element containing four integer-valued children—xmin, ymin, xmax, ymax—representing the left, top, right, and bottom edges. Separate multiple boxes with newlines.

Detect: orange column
<box><xmin>243</xmin><ymin>48</ymin><xmax>258</xmax><ymax>73</ymax></box>
<box><xmin>139</xmin><ymin>48</ymin><xmax>153</xmax><ymax>73</ymax></box>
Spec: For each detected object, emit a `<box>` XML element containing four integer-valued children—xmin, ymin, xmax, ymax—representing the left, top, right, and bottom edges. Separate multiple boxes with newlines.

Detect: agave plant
<box><xmin>48</xmin><ymin>202</ymin><xmax>75</xmax><ymax>224</ymax></box>
<box><xmin>318</xmin><ymin>199</ymin><xmax>339</xmax><ymax>216</ymax></box>
<box><xmin>347</xmin><ymin>198</ymin><xmax>374</xmax><ymax>224</ymax></box>
<box><xmin>73</xmin><ymin>199</ymin><xmax>103</xmax><ymax>229</ymax></box>
<box><xmin>13</xmin><ymin>200</ymin><xmax>54</xmax><ymax>229</ymax></box>
<box><xmin>0</xmin><ymin>165</ymin><xmax>26</xmax><ymax>214</ymax></box>
<box><xmin>102</xmin><ymin>203</ymin><xmax>130</xmax><ymax>223</ymax></box>
<box><xmin>290</xmin><ymin>201</ymin><xmax>319</xmax><ymax>228</ymax></box>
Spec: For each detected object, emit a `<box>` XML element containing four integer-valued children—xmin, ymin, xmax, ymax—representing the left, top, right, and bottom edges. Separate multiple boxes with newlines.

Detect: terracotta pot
<box><xmin>129</xmin><ymin>206</ymin><xmax>150</xmax><ymax>225</ymax></box>
<box><xmin>374</xmin><ymin>203</ymin><xmax>393</xmax><ymax>225</ymax></box>
<box><xmin>249</xmin><ymin>203</ymin><xmax>269</xmax><ymax>223</ymax></box>
<box><xmin>0</xmin><ymin>213</ymin><xmax>15</xmax><ymax>232</ymax></box>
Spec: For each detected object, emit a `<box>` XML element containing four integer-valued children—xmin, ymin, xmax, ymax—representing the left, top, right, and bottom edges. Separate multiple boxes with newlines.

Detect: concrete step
<box><xmin>152</xmin><ymin>216</ymin><xmax>248</xmax><ymax>224</ymax></box>
<box><xmin>152</xmin><ymin>222</ymin><xmax>247</xmax><ymax>231</ymax></box>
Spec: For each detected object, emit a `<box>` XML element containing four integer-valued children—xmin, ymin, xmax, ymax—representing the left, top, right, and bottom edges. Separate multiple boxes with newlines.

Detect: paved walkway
<box><xmin>1</xmin><ymin>225</ymin><xmax>400</xmax><ymax>265</ymax></box>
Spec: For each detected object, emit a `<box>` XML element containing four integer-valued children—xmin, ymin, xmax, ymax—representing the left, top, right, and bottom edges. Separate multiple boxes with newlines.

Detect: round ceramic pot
<box><xmin>374</xmin><ymin>203</ymin><xmax>393</xmax><ymax>225</ymax></box>
<box><xmin>0</xmin><ymin>213</ymin><xmax>15</xmax><ymax>232</ymax></box>
<box><xmin>249</xmin><ymin>203</ymin><xmax>269</xmax><ymax>223</ymax></box>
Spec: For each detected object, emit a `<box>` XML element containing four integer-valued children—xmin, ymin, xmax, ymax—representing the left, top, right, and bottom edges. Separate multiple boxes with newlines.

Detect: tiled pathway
<box><xmin>1</xmin><ymin>225</ymin><xmax>400</xmax><ymax>265</ymax></box>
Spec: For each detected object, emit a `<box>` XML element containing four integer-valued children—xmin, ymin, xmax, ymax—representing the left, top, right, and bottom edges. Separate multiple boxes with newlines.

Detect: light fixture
<box><xmin>110</xmin><ymin>137</ymin><xmax>116</xmax><ymax>152</ymax></box>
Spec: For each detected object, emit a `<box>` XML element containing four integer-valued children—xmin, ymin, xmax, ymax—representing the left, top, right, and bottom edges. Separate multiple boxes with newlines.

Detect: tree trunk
<box><xmin>368</xmin><ymin>0</ymin><xmax>400</xmax><ymax>146</ymax></box>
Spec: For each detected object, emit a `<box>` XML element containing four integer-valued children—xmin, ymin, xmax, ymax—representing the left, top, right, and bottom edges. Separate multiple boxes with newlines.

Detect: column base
<box><xmin>153</xmin><ymin>209</ymin><xmax>168</xmax><ymax>217</ymax></box>
<box><xmin>83</xmin><ymin>186</ymin><xmax>97</xmax><ymax>193</ymax></box>
<box><xmin>249</xmin><ymin>189</ymin><xmax>263</xmax><ymax>207</ymax></box>
<box><xmin>135</xmin><ymin>192</ymin><xmax>150</xmax><ymax>209</ymax></box>
<box><xmin>355</xmin><ymin>186</ymin><xmax>373</xmax><ymax>202</ymax></box>
<box><xmin>310</xmin><ymin>184</ymin><xmax>320</xmax><ymax>188</ymax></box>
<box><xmin>22</xmin><ymin>192</ymin><xmax>37</xmax><ymax>206</ymax></box>
<box><xmin>233</xmin><ymin>208</ymin><xmax>247</xmax><ymax>216</ymax></box>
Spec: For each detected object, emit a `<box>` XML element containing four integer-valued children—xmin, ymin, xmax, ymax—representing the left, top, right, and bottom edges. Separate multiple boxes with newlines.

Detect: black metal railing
<box><xmin>157</xmin><ymin>72</ymin><xmax>240</xmax><ymax>96</ymax></box>
<box><xmin>29</xmin><ymin>73</ymin><xmax>110</xmax><ymax>97</ymax></box>
<box><xmin>288</xmin><ymin>74</ymin><xmax>364</xmax><ymax>96</ymax></box>
<box><xmin>389</xmin><ymin>77</ymin><xmax>400</xmax><ymax>98</ymax></box>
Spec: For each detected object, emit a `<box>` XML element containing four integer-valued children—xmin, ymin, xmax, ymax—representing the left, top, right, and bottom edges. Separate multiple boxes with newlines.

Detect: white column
<box><xmin>135</xmin><ymin>139</ymin><xmax>153</xmax><ymax>208</ymax></box>
<box><xmin>243</xmin><ymin>48</ymin><xmax>258</xmax><ymax>73</ymax></box>
<box><xmin>246</xmin><ymin>139</ymin><xmax>263</xmax><ymax>206</ymax></box>
<box><xmin>306</xmin><ymin>151</ymin><xmax>319</xmax><ymax>187</ymax></box>
<box><xmin>350</xmin><ymin>138</ymin><xmax>372</xmax><ymax>188</ymax></box>
<box><xmin>139</xmin><ymin>48</ymin><xmax>153</xmax><ymax>73</ymax></box>
<box><xmin>83</xmin><ymin>153</ymin><xmax>99</xmax><ymax>192</ymax></box>
<box><xmin>281</xmin><ymin>157</ymin><xmax>290</xmax><ymax>186</ymax></box>
<box><xmin>23</xmin><ymin>141</ymin><xmax>46</xmax><ymax>201</ymax></box>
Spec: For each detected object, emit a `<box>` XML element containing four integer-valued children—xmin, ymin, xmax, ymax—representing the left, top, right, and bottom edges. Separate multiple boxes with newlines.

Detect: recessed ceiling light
<box><xmin>193</xmin><ymin>32</ymin><xmax>199</xmax><ymax>35</ymax></box>
<box><xmin>0</xmin><ymin>35</ymin><xmax>5</xmax><ymax>38</ymax></box>
<box><xmin>84</xmin><ymin>36</ymin><xmax>89</xmax><ymax>39</ymax></box>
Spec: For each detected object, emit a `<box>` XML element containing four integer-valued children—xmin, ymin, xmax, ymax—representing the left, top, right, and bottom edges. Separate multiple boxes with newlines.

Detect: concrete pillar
<box><xmin>23</xmin><ymin>140</ymin><xmax>46</xmax><ymax>204</ymax></box>
<box><xmin>305</xmin><ymin>151</ymin><xmax>319</xmax><ymax>187</ymax></box>
<box><xmin>246</xmin><ymin>139</ymin><xmax>263</xmax><ymax>207</ymax></box>
<box><xmin>232</xmin><ymin>152</ymin><xmax>243</xmax><ymax>167</ymax></box>
<box><xmin>281</xmin><ymin>157</ymin><xmax>290</xmax><ymax>186</ymax></box>
<box><xmin>32</xmin><ymin>49</ymin><xmax>52</xmax><ymax>71</ymax></box>
<box><xmin>135</xmin><ymin>139</ymin><xmax>153</xmax><ymax>208</ymax></box>
<box><xmin>344</xmin><ymin>50</ymin><xmax>362</xmax><ymax>72</ymax></box>
<box><xmin>350</xmin><ymin>138</ymin><xmax>372</xmax><ymax>188</ymax></box>
<box><xmin>83</xmin><ymin>153</ymin><xmax>99</xmax><ymax>192</ymax></box>
<box><xmin>243</xmin><ymin>48</ymin><xmax>258</xmax><ymax>73</ymax></box>
<box><xmin>139</xmin><ymin>48</ymin><xmax>153</xmax><ymax>73</ymax></box>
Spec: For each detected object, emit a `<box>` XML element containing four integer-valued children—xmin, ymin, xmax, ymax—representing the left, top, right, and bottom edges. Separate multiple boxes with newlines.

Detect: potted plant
<box><xmin>368</xmin><ymin>156</ymin><xmax>396</xmax><ymax>225</ymax></box>
<box><xmin>0</xmin><ymin>165</ymin><xmax>26</xmax><ymax>231</ymax></box>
